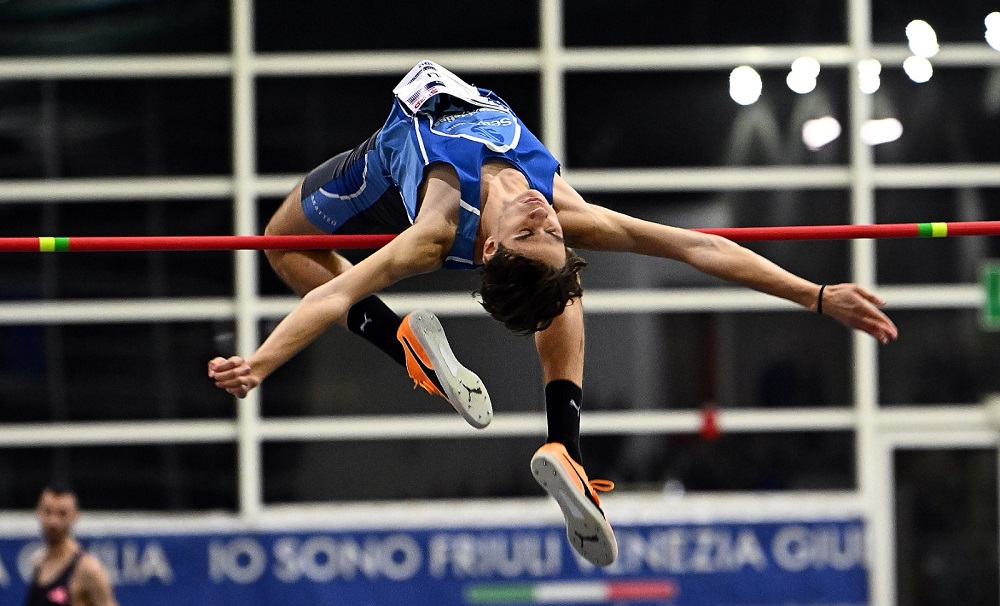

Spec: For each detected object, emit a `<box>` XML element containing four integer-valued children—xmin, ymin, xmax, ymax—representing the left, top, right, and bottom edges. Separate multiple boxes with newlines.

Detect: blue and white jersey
<box><xmin>377</xmin><ymin>61</ymin><xmax>561</xmax><ymax>269</ymax></box>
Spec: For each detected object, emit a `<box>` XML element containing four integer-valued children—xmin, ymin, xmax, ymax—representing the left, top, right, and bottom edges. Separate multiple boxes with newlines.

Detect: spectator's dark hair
<box><xmin>476</xmin><ymin>244</ymin><xmax>587</xmax><ymax>335</ymax></box>
<box><xmin>39</xmin><ymin>481</ymin><xmax>78</xmax><ymax>505</ymax></box>
<box><xmin>43</xmin><ymin>481</ymin><xmax>75</xmax><ymax>496</ymax></box>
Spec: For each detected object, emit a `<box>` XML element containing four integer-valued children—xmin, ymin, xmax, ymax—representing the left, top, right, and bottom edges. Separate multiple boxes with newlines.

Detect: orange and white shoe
<box><xmin>397</xmin><ymin>309</ymin><xmax>492</xmax><ymax>429</ymax></box>
<box><xmin>530</xmin><ymin>442</ymin><xmax>617</xmax><ymax>566</ymax></box>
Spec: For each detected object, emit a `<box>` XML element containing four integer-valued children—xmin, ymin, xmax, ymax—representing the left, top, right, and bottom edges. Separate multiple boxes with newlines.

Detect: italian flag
<box><xmin>465</xmin><ymin>580</ymin><xmax>678</xmax><ymax>604</ymax></box>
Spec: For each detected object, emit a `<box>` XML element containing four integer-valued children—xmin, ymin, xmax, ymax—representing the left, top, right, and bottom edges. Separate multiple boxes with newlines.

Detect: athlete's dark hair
<box><xmin>476</xmin><ymin>245</ymin><xmax>587</xmax><ymax>335</ymax></box>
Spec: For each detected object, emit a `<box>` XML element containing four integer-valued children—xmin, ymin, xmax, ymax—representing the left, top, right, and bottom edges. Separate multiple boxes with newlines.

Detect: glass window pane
<box><xmin>259</xmin><ymin>315</ymin><xmax>540</xmax><ymax>418</ymax></box>
<box><xmin>566</xmin><ymin>70</ymin><xmax>850</xmax><ymax>168</ymax></box>
<box><xmin>576</xmin><ymin>192</ymin><xmax>852</xmax><ymax>288</ymax></box>
<box><xmin>264</xmin><ymin>431</ymin><xmax>855</xmax><ymax>503</ymax></box>
<box><xmin>263</xmin><ymin>438</ymin><xmax>543</xmax><ymax>503</ymax></box>
<box><xmin>894</xmin><ymin>449</ymin><xmax>999</xmax><ymax>606</ymax></box>
<box><xmin>620</xmin><ymin>312</ymin><xmax>854</xmax><ymax>411</ymax></box>
<box><xmin>0</xmin><ymin>201</ymin><xmax>234</xmax><ymax>299</ymax></box>
<box><xmin>566</xmin><ymin>1</ymin><xmax>847</xmax><ymax>46</ymax></box>
<box><xmin>254</xmin><ymin>1</ymin><xmax>538</xmax><ymax>52</ymax></box>
<box><xmin>261</xmin><ymin>308</ymin><xmax>854</xmax><ymax>421</ymax></box>
<box><xmin>0</xmin><ymin>322</ymin><xmax>237</xmax><ymax>422</ymax></box>
<box><xmin>874</xmin><ymin>69</ymin><xmax>1000</xmax><ymax>165</ymax></box>
<box><xmin>0</xmin><ymin>445</ymin><xmax>237</xmax><ymax>510</ymax></box>
<box><xmin>876</xmin><ymin>189</ymin><xmax>1000</xmax><ymax>285</ymax></box>
<box><xmin>725</xmin><ymin>312</ymin><xmax>855</xmax><ymax>408</ymax></box>
<box><xmin>0</xmin><ymin>79</ymin><xmax>231</xmax><ymax>179</ymax></box>
<box><xmin>873</xmin><ymin>0</ymin><xmax>999</xmax><ymax>43</ymax></box>
<box><xmin>879</xmin><ymin>310</ymin><xmax>1000</xmax><ymax>405</ymax></box>
<box><xmin>601</xmin><ymin>431</ymin><xmax>855</xmax><ymax>491</ymax></box>
<box><xmin>256</xmin><ymin>74</ymin><xmax>541</xmax><ymax>174</ymax></box>
<box><xmin>0</xmin><ymin>1</ymin><xmax>229</xmax><ymax>56</ymax></box>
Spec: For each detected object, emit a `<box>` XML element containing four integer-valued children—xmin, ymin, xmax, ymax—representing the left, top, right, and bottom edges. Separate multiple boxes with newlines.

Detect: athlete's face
<box><xmin>484</xmin><ymin>190</ymin><xmax>566</xmax><ymax>267</ymax></box>
<box><xmin>36</xmin><ymin>491</ymin><xmax>79</xmax><ymax>546</ymax></box>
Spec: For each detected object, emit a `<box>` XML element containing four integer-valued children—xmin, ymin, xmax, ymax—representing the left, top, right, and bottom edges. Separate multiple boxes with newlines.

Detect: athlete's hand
<box><xmin>818</xmin><ymin>283</ymin><xmax>899</xmax><ymax>345</ymax></box>
<box><xmin>208</xmin><ymin>356</ymin><xmax>261</xmax><ymax>398</ymax></box>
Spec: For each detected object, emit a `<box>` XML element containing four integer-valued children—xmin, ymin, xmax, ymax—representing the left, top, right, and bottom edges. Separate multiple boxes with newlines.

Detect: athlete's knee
<box><xmin>263</xmin><ymin>194</ymin><xmax>300</xmax><ymax>269</ymax></box>
<box><xmin>266</xmin><ymin>185</ymin><xmax>306</xmax><ymax>235</ymax></box>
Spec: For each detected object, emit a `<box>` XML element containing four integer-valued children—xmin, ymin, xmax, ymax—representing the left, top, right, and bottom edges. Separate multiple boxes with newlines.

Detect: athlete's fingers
<box><xmin>853</xmin><ymin>284</ymin><xmax>887</xmax><ymax>307</ymax></box>
<box><xmin>213</xmin><ymin>355</ymin><xmax>245</xmax><ymax>369</ymax></box>
<box><xmin>208</xmin><ymin>356</ymin><xmax>247</xmax><ymax>377</ymax></box>
<box><xmin>225</xmin><ymin>382</ymin><xmax>250</xmax><ymax>398</ymax></box>
<box><xmin>862</xmin><ymin>300</ymin><xmax>898</xmax><ymax>341</ymax></box>
<box><xmin>858</xmin><ymin>313</ymin><xmax>897</xmax><ymax>344</ymax></box>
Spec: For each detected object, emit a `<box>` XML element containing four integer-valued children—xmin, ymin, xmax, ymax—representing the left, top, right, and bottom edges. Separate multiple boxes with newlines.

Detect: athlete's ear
<box><xmin>482</xmin><ymin>237</ymin><xmax>498</xmax><ymax>262</ymax></box>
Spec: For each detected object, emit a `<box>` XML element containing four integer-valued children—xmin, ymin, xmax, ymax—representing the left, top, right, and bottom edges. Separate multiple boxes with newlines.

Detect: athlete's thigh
<box><xmin>264</xmin><ymin>181</ymin><xmax>326</xmax><ymax>236</ymax></box>
<box><xmin>266</xmin><ymin>182</ymin><xmax>328</xmax><ymax>236</ymax></box>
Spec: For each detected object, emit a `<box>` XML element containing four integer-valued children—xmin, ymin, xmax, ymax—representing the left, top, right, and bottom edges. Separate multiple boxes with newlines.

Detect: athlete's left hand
<box><xmin>818</xmin><ymin>283</ymin><xmax>899</xmax><ymax>345</ymax></box>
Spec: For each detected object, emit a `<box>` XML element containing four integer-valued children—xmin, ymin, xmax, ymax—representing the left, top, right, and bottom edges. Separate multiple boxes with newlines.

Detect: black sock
<box><xmin>346</xmin><ymin>296</ymin><xmax>406</xmax><ymax>367</ymax></box>
<box><xmin>545</xmin><ymin>380</ymin><xmax>584</xmax><ymax>465</ymax></box>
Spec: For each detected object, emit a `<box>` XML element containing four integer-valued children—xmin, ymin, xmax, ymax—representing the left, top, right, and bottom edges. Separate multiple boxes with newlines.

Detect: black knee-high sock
<box><xmin>545</xmin><ymin>380</ymin><xmax>584</xmax><ymax>465</ymax></box>
<box><xmin>346</xmin><ymin>296</ymin><xmax>406</xmax><ymax>367</ymax></box>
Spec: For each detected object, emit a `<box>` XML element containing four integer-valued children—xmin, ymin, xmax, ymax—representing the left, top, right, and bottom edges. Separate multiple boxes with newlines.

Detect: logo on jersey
<box><xmin>429</xmin><ymin>109</ymin><xmax>520</xmax><ymax>152</ymax></box>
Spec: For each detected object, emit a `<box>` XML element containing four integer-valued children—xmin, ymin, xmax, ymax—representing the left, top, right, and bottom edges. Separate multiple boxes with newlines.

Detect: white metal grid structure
<box><xmin>0</xmin><ymin>0</ymin><xmax>999</xmax><ymax>604</ymax></box>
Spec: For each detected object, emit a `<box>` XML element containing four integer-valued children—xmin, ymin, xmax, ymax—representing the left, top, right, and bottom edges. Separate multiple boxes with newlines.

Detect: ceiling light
<box><xmin>906</xmin><ymin>20</ymin><xmax>940</xmax><ymax>58</ymax></box>
<box><xmin>802</xmin><ymin>116</ymin><xmax>842</xmax><ymax>150</ymax></box>
<box><xmin>903</xmin><ymin>56</ymin><xmax>934</xmax><ymax>83</ymax></box>
<box><xmin>861</xmin><ymin>118</ymin><xmax>903</xmax><ymax>145</ymax></box>
<box><xmin>730</xmin><ymin>66</ymin><xmax>762</xmax><ymax>105</ymax></box>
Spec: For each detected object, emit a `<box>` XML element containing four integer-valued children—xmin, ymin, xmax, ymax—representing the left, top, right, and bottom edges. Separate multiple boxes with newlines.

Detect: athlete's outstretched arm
<box><xmin>209</xmin><ymin>170</ymin><xmax>462</xmax><ymax>397</ymax></box>
<box><xmin>552</xmin><ymin>175</ymin><xmax>898</xmax><ymax>344</ymax></box>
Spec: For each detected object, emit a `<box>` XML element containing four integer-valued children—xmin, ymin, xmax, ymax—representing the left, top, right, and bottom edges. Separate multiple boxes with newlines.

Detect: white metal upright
<box><xmin>539</xmin><ymin>0</ymin><xmax>566</xmax><ymax>163</ymax></box>
<box><xmin>231</xmin><ymin>0</ymin><xmax>264</xmax><ymax>519</ymax></box>
<box><xmin>845</xmin><ymin>0</ymin><xmax>892</xmax><ymax>602</ymax></box>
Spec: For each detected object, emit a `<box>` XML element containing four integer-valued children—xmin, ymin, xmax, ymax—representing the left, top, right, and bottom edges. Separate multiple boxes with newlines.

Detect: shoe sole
<box><xmin>405</xmin><ymin>310</ymin><xmax>493</xmax><ymax>429</ymax></box>
<box><xmin>530</xmin><ymin>449</ymin><xmax>617</xmax><ymax>567</ymax></box>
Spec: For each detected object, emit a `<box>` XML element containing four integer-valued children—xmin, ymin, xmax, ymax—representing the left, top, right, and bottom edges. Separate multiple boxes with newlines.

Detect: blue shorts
<box><xmin>299</xmin><ymin>131</ymin><xmax>412</xmax><ymax>235</ymax></box>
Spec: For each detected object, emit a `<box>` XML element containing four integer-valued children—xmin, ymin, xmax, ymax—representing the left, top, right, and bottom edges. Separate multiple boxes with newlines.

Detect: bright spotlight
<box><xmin>787</xmin><ymin>71</ymin><xmax>817</xmax><ymax>94</ymax></box>
<box><xmin>787</xmin><ymin>56</ymin><xmax>820</xmax><ymax>94</ymax></box>
<box><xmin>988</xmin><ymin>29</ymin><xmax>1000</xmax><ymax>52</ymax></box>
<box><xmin>861</xmin><ymin>118</ymin><xmax>903</xmax><ymax>146</ymax></box>
<box><xmin>987</xmin><ymin>12</ymin><xmax>1000</xmax><ymax>51</ymax></box>
<box><xmin>730</xmin><ymin>66</ymin><xmax>762</xmax><ymax>105</ymax></box>
<box><xmin>859</xmin><ymin>75</ymin><xmax>881</xmax><ymax>94</ymax></box>
<box><xmin>903</xmin><ymin>56</ymin><xmax>934</xmax><ymax>83</ymax></box>
<box><xmin>906</xmin><ymin>19</ymin><xmax>939</xmax><ymax>58</ymax></box>
<box><xmin>802</xmin><ymin>116</ymin><xmax>842</xmax><ymax>150</ymax></box>
<box><xmin>791</xmin><ymin>56</ymin><xmax>821</xmax><ymax>78</ymax></box>
<box><xmin>857</xmin><ymin>59</ymin><xmax>881</xmax><ymax>94</ymax></box>
<box><xmin>858</xmin><ymin>59</ymin><xmax>882</xmax><ymax>77</ymax></box>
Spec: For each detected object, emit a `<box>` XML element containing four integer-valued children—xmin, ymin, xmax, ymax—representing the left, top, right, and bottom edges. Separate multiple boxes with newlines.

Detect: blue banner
<box><xmin>0</xmin><ymin>519</ymin><xmax>866</xmax><ymax>606</ymax></box>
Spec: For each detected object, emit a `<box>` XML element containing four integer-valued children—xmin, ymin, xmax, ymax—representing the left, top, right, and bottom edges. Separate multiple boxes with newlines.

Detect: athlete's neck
<box><xmin>475</xmin><ymin>161</ymin><xmax>531</xmax><ymax>261</ymax></box>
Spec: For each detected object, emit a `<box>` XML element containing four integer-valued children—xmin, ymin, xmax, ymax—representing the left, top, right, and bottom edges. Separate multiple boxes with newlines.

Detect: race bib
<box><xmin>393</xmin><ymin>60</ymin><xmax>504</xmax><ymax>114</ymax></box>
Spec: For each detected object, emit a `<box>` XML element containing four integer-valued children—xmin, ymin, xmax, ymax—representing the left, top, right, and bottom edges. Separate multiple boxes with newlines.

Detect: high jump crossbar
<box><xmin>0</xmin><ymin>221</ymin><xmax>998</xmax><ymax>252</ymax></box>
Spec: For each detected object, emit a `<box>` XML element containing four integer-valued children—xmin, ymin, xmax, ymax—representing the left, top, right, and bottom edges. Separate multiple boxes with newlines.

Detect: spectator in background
<box><xmin>24</xmin><ymin>483</ymin><xmax>119</xmax><ymax>606</ymax></box>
